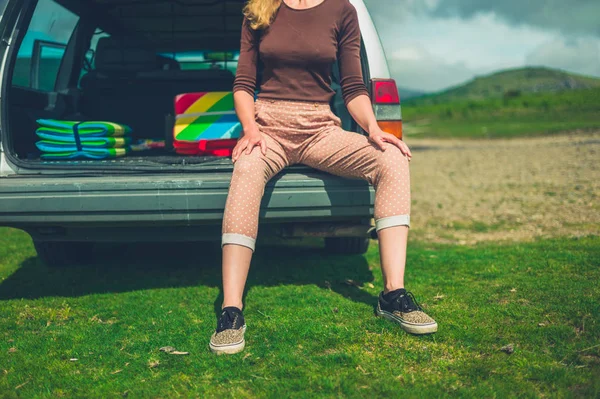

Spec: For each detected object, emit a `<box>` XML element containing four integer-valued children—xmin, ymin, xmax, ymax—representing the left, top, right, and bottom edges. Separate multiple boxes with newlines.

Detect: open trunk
<box><xmin>1</xmin><ymin>0</ymin><xmax>360</xmax><ymax>174</ymax></box>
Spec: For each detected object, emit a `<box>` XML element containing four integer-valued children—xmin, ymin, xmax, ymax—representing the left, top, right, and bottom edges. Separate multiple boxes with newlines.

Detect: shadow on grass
<box><xmin>0</xmin><ymin>238</ymin><xmax>376</xmax><ymax>318</ymax></box>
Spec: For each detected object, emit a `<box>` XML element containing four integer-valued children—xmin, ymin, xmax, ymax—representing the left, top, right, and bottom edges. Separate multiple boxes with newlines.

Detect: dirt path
<box><xmin>406</xmin><ymin>130</ymin><xmax>600</xmax><ymax>244</ymax></box>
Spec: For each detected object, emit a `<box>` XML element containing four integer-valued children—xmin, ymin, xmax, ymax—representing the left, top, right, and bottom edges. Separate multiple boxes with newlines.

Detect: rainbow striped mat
<box><xmin>174</xmin><ymin>92</ymin><xmax>242</xmax><ymax>145</ymax></box>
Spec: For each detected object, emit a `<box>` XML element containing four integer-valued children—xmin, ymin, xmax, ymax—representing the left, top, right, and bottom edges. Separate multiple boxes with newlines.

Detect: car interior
<box><xmin>3</xmin><ymin>0</ymin><xmax>360</xmax><ymax>169</ymax></box>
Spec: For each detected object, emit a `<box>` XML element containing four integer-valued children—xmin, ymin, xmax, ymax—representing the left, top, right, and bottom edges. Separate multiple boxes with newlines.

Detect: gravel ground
<box><xmin>406</xmin><ymin>130</ymin><xmax>600</xmax><ymax>244</ymax></box>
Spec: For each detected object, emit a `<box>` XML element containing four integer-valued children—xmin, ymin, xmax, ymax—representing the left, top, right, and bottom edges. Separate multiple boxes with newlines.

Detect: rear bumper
<box><xmin>0</xmin><ymin>171</ymin><xmax>375</xmax><ymax>239</ymax></box>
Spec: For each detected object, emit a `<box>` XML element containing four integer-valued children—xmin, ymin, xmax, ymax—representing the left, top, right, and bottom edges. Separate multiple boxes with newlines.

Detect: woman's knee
<box><xmin>378</xmin><ymin>143</ymin><xmax>409</xmax><ymax>173</ymax></box>
<box><xmin>233</xmin><ymin>152</ymin><xmax>266</xmax><ymax>178</ymax></box>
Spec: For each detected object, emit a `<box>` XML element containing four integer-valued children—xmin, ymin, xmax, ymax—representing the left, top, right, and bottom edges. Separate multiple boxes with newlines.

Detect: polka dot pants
<box><xmin>222</xmin><ymin>97</ymin><xmax>411</xmax><ymax>252</ymax></box>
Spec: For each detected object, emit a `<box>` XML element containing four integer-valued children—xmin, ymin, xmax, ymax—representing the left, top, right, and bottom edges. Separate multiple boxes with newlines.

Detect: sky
<box><xmin>363</xmin><ymin>0</ymin><xmax>600</xmax><ymax>92</ymax></box>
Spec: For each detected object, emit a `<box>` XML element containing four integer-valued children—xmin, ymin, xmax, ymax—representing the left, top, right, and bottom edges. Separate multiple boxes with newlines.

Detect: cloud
<box><xmin>387</xmin><ymin>45</ymin><xmax>474</xmax><ymax>92</ymax></box>
<box><xmin>526</xmin><ymin>37</ymin><xmax>600</xmax><ymax>77</ymax></box>
<box><xmin>366</xmin><ymin>9</ymin><xmax>555</xmax><ymax>91</ymax></box>
<box><xmin>363</xmin><ymin>0</ymin><xmax>435</xmax><ymax>21</ymax></box>
<box><xmin>430</xmin><ymin>0</ymin><xmax>600</xmax><ymax>37</ymax></box>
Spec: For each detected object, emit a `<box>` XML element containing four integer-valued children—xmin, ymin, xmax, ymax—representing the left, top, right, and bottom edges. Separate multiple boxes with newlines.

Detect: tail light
<box><xmin>373</xmin><ymin>80</ymin><xmax>400</xmax><ymax>104</ymax></box>
<box><xmin>371</xmin><ymin>78</ymin><xmax>403</xmax><ymax>139</ymax></box>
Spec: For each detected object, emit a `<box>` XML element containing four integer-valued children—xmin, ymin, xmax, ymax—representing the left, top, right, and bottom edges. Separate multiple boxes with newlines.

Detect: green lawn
<box><xmin>402</xmin><ymin>88</ymin><xmax>600</xmax><ymax>139</ymax></box>
<box><xmin>1</xmin><ymin>227</ymin><xmax>599</xmax><ymax>398</ymax></box>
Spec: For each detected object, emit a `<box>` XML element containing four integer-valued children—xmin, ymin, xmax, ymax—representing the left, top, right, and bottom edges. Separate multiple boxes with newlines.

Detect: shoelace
<box><xmin>394</xmin><ymin>291</ymin><xmax>422</xmax><ymax>313</ymax></box>
<box><xmin>216</xmin><ymin>309</ymin><xmax>239</xmax><ymax>333</ymax></box>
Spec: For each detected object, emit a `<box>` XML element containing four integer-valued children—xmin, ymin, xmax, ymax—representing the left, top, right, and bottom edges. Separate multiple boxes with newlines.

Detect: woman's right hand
<box><xmin>231</xmin><ymin>125</ymin><xmax>267</xmax><ymax>163</ymax></box>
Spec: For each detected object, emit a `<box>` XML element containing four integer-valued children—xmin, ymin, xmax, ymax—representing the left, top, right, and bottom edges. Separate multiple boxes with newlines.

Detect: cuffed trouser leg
<box><xmin>222</xmin><ymin>233</ymin><xmax>257</xmax><ymax>252</ymax></box>
<box><xmin>221</xmin><ymin>131</ymin><xmax>288</xmax><ymax>253</ymax></box>
<box><xmin>297</xmin><ymin>124</ymin><xmax>412</xmax><ymax>230</ymax></box>
<box><xmin>375</xmin><ymin>215</ymin><xmax>410</xmax><ymax>232</ymax></box>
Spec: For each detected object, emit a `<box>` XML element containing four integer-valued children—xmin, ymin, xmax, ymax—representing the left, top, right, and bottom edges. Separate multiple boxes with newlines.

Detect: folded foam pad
<box><xmin>35</xmin><ymin>119</ymin><xmax>133</xmax><ymax>160</ymax></box>
<box><xmin>36</xmin><ymin>119</ymin><xmax>132</xmax><ymax>137</ymax></box>
<box><xmin>174</xmin><ymin>92</ymin><xmax>242</xmax><ymax>151</ymax></box>
<box><xmin>36</xmin><ymin>140</ymin><xmax>132</xmax><ymax>152</ymax></box>
<box><xmin>35</xmin><ymin>133</ymin><xmax>131</xmax><ymax>147</ymax></box>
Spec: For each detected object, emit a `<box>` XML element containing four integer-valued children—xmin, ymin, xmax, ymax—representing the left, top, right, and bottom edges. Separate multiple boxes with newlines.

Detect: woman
<box><xmin>209</xmin><ymin>0</ymin><xmax>437</xmax><ymax>355</ymax></box>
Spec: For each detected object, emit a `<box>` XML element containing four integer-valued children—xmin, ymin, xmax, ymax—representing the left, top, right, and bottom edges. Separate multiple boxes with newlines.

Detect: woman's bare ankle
<box><xmin>222</xmin><ymin>302</ymin><xmax>243</xmax><ymax>311</ymax></box>
<box><xmin>383</xmin><ymin>284</ymin><xmax>404</xmax><ymax>295</ymax></box>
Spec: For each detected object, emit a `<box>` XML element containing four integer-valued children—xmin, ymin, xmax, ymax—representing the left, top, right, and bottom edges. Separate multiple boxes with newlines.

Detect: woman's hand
<box><xmin>368</xmin><ymin>126</ymin><xmax>412</xmax><ymax>161</ymax></box>
<box><xmin>231</xmin><ymin>125</ymin><xmax>267</xmax><ymax>163</ymax></box>
<box><xmin>345</xmin><ymin>95</ymin><xmax>411</xmax><ymax>161</ymax></box>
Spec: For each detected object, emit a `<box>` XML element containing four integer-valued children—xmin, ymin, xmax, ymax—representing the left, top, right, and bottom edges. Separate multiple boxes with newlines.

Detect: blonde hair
<box><xmin>243</xmin><ymin>0</ymin><xmax>282</xmax><ymax>30</ymax></box>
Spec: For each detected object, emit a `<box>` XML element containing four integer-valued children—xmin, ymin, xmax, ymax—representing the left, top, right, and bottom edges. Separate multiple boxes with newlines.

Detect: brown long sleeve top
<box><xmin>233</xmin><ymin>0</ymin><xmax>370</xmax><ymax>106</ymax></box>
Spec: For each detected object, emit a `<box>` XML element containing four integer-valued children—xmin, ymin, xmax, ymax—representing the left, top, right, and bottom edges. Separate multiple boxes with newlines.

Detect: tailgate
<box><xmin>0</xmin><ymin>170</ymin><xmax>375</xmax><ymax>227</ymax></box>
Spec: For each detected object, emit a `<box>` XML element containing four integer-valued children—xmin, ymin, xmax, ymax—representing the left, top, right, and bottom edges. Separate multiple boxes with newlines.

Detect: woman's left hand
<box><xmin>368</xmin><ymin>127</ymin><xmax>412</xmax><ymax>161</ymax></box>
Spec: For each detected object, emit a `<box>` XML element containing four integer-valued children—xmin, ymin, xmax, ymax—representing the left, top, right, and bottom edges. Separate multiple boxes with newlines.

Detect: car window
<box><xmin>12</xmin><ymin>0</ymin><xmax>79</xmax><ymax>91</ymax></box>
<box><xmin>0</xmin><ymin>0</ymin><xmax>9</xmax><ymax>15</ymax></box>
<box><xmin>159</xmin><ymin>51</ymin><xmax>239</xmax><ymax>75</ymax></box>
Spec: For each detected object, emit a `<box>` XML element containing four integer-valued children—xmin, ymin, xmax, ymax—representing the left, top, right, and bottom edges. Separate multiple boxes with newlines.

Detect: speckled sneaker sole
<box><xmin>376</xmin><ymin>303</ymin><xmax>438</xmax><ymax>334</ymax></box>
<box><xmin>209</xmin><ymin>325</ymin><xmax>246</xmax><ymax>355</ymax></box>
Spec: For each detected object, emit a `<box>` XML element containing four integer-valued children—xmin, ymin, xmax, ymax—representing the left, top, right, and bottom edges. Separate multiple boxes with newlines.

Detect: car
<box><xmin>0</xmin><ymin>0</ymin><xmax>403</xmax><ymax>266</ymax></box>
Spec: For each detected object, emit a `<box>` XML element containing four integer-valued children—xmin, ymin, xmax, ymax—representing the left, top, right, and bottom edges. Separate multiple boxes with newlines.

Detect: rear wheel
<box><xmin>324</xmin><ymin>237</ymin><xmax>370</xmax><ymax>255</ymax></box>
<box><xmin>33</xmin><ymin>241</ymin><xmax>94</xmax><ymax>267</ymax></box>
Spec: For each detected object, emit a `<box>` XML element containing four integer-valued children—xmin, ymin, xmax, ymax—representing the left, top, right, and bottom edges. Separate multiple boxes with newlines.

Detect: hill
<box><xmin>404</xmin><ymin>67</ymin><xmax>600</xmax><ymax>106</ymax></box>
<box><xmin>400</xmin><ymin>67</ymin><xmax>600</xmax><ymax>139</ymax></box>
<box><xmin>397</xmin><ymin>86</ymin><xmax>427</xmax><ymax>100</ymax></box>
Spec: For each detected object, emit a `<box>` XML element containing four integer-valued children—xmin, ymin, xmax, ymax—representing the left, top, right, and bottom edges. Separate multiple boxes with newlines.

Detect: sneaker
<box><xmin>376</xmin><ymin>288</ymin><xmax>438</xmax><ymax>334</ymax></box>
<box><xmin>209</xmin><ymin>306</ymin><xmax>247</xmax><ymax>355</ymax></box>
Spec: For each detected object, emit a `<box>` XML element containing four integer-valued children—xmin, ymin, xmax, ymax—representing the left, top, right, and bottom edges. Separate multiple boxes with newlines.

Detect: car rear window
<box><xmin>12</xmin><ymin>0</ymin><xmax>79</xmax><ymax>91</ymax></box>
<box><xmin>158</xmin><ymin>51</ymin><xmax>239</xmax><ymax>75</ymax></box>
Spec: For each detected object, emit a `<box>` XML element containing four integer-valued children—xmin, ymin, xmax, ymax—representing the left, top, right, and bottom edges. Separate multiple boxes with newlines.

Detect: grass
<box><xmin>1</xmin><ymin>227</ymin><xmax>599</xmax><ymax>398</ymax></box>
<box><xmin>402</xmin><ymin>88</ymin><xmax>600</xmax><ymax>139</ymax></box>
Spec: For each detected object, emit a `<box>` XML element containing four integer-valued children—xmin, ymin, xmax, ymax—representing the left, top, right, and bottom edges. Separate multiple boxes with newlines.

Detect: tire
<box><xmin>33</xmin><ymin>241</ymin><xmax>94</xmax><ymax>267</ymax></box>
<box><xmin>324</xmin><ymin>237</ymin><xmax>370</xmax><ymax>255</ymax></box>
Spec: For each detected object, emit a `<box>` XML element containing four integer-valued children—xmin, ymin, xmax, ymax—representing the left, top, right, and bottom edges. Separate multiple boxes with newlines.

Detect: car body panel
<box><xmin>0</xmin><ymin>0</ymin><xmax>23</xmax><ymax>177</ymax></box>
<box><xmin>351</xmin><ymin>0</ymin><xmax>391</xmax><ymax>80</ymax></box>
<box><xmin>0</xmin><ymin>171</ymin><xmax>375</xmax><ymax>227</ymax></box>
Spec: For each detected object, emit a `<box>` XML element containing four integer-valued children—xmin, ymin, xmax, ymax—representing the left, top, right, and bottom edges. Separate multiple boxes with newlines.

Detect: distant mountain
<box><xmin>404</xmin><ymin>67</ymin><xmax>600</xmax><ymax>106</ymax></box>
<box><xmin>397</xmin><ymin>86</ymin><xmax>427</xmax><ymax>100</ymax></box>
